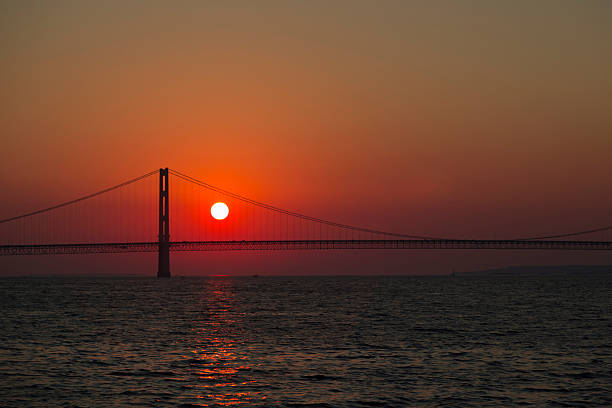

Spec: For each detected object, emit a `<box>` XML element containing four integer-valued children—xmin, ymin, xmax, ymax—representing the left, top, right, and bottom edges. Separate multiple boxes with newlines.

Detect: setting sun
<box><xmin>211</xmin><ymin>202</ymin><xmax>229</xmax><ymax>220</ymax></box>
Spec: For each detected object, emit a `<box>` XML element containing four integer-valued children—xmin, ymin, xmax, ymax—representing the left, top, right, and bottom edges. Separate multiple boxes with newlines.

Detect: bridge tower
<box><xmin>158</xmin><ymin>168</ymin><xmax>170</xmax><ymax>277</ymax></box>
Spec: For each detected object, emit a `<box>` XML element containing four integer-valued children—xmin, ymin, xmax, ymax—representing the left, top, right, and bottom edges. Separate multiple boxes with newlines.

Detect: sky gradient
<box><xmin>1</xmin><ymin>1</ymin><xmax>611</xmax><ymax>274</ymax></box>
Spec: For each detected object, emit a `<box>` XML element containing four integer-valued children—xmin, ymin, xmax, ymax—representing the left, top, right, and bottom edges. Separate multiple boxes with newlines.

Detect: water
<box><xmin>0</xmin><ymin>273</ymin><xmax>610</xmax><ymax>407</ymax></box>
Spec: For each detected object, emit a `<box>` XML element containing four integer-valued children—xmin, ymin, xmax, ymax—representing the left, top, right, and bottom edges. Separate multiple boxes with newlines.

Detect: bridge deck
<box><xmin>1</xmin><ymin>239</ymin><xmax>611</xmax><ymax>255</ymax></box>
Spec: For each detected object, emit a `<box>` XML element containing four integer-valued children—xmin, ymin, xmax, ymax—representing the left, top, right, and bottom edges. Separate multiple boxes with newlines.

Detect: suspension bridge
<box><xmin>1</xmin><ymin>168</ymin><xmax>610</xmax><ymax>277</ymax></box>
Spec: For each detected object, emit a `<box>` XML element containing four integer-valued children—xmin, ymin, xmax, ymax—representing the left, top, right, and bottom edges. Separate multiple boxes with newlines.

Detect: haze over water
<box><xmin>1</xmin><ymin>272</ymin><xmax>610</xmax><ymax>407</ymax></box>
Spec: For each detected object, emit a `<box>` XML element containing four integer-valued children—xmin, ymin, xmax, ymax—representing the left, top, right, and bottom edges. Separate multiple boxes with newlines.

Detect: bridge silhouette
<box><xmin>1</xmin><ymin>168</ymin><xmax>610</xmax><ymax>277</ymax></box>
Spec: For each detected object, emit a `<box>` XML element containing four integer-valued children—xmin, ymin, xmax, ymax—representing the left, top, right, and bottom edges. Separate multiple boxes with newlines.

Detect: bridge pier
<box><xmin>158</xmin><ymin>168</ymin><xmax>170</xmax><ymax>278</ymax></box>
<box><xmin>158</xmin><ymin>241</ymin><xmax>170</xmax><ymax>278</ymax></box>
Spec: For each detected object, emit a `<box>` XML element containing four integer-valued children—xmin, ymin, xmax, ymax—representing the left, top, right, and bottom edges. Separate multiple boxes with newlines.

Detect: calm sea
<box><xmin>0</xmin><ymin>273</ymin><xmax>610</xmax><ymax>407</ymax></box>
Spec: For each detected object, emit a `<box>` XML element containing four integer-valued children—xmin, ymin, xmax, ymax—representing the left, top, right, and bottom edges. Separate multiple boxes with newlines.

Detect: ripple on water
<box><xmin>0</xmin><ymin>274</ymin><xmax>610</xmax><ymax>407</ymax></box>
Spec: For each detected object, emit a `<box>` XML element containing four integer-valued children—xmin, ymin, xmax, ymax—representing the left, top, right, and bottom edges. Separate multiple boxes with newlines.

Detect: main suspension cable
<box><xmin>514</xmin><ymin>226</ymin><xmax>612</xmax><ymax>241</ymax></box>
<box><xmin>3</xmin><ymin>167</ymin><xmax>607</xmax><ymax>242</ymax></box>
<box><xmin>0</xmin><ymin>170</ymin><xmax>158</xmax><ymax>224</ymax></box>
<box><xmin>170</xmin><ymin>169</ymin><xmax>611</xmax><ymax>242</ymax></box>
<box><xmin>169</xmin><ymin>168</ymin><xmax>443</xmax><ymax>240</ymax></box>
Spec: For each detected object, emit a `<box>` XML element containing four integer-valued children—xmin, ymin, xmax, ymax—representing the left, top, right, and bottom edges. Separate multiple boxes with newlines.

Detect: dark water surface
<box><xmin>0</xmin><ymin>274</ymin><xmax>610</xmax><ymax>407</ymax></box>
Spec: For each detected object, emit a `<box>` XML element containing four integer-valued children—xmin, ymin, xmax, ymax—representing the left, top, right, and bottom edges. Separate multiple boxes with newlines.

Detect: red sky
<box><xmin>1</xmin><ymin>1</ymin><xmax>611</xmax><ymax>275</ymax></box>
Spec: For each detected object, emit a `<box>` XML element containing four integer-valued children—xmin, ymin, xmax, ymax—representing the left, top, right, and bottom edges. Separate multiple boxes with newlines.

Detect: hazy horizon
<box><xmin>1</xmin><ymin>1</ymin><xmax>611</xmax><ymax>275</ymax></box>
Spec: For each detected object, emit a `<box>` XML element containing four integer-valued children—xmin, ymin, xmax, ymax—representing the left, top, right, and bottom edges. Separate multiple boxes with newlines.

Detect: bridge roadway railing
<box><xmin>1</xmin><ymin>239</ymin><xmax>612</xmax><ymax>256</ymax></box>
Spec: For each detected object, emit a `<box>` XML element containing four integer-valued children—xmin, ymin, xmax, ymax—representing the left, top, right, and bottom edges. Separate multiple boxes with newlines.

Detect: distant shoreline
<box><xmin>458</xmin><ymin>265</ymin><xmax>612</xmax><ymax>276</ymax></box>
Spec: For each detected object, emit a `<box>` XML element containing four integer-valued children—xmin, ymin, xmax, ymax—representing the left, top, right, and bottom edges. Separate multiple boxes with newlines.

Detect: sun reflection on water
<box><xmin>182</xmin><ymin>278</ymin><xmax>261</xmax><ymax>406</ymax></box>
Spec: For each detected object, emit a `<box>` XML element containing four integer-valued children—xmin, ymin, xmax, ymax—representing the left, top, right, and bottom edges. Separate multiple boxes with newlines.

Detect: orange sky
<box><xmin>1</xmin><ymin>1</ymin><xmax>611</xmax><ymax>274</ymax></box>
